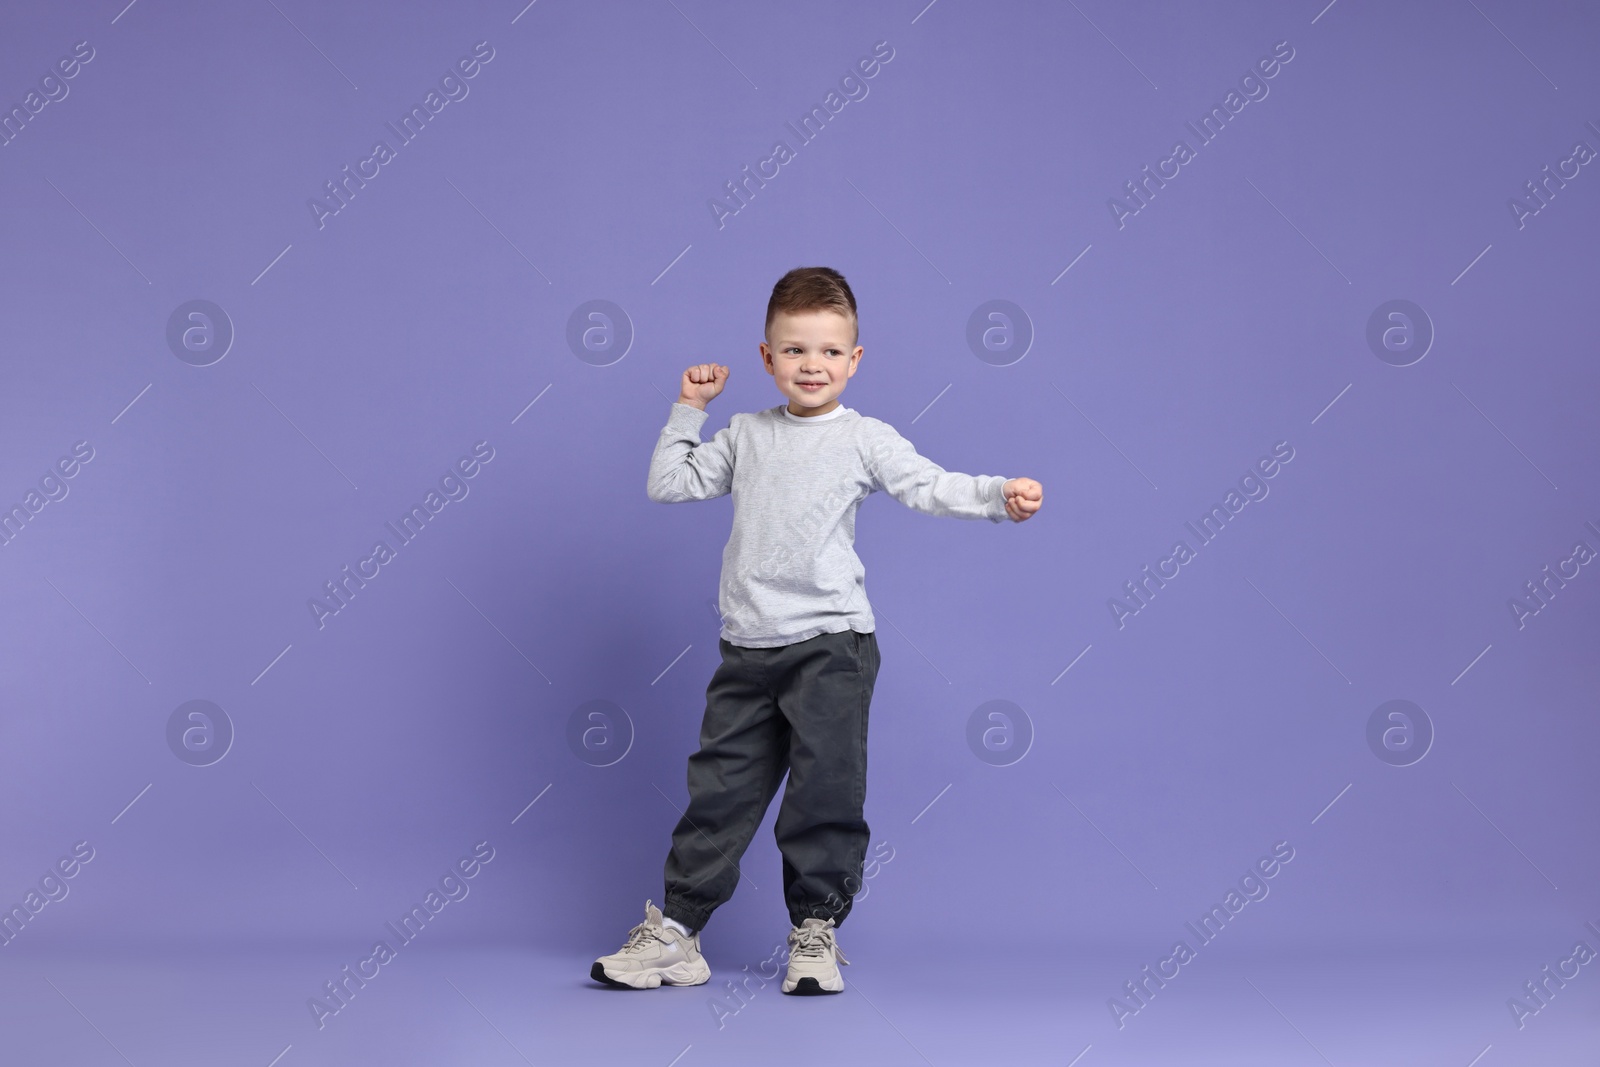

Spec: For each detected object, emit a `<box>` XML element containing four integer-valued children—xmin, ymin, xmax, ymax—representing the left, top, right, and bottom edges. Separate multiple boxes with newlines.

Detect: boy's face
<box><xmin>760</xmin><ymin>308</ymin><xmax>863</xmax><ymax>417</ymax></box>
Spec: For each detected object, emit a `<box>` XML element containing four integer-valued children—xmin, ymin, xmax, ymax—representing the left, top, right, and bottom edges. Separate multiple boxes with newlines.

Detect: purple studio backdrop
<box><xmin>1</xmin><ymin>0</ymin><xmax>1598</xmax><ymax>1063</ymax></box>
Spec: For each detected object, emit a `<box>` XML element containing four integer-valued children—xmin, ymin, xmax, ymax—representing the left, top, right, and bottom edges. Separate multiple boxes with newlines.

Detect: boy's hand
<box><xmin>678</xmin><ymin>364</ymin><xmax>729</xmax><ymax>409</ymax></box>
<box><xmin>1002</xmin><ymin>478</ymin><xmax>1042</xmax><ymax>522</ymax></box>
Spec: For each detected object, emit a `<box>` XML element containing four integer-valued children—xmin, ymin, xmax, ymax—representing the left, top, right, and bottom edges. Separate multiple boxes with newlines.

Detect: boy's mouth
<box><xmin>798</xmin><ymin>382</ymin><xmax>825</xmax><ymax>391</ymax></box>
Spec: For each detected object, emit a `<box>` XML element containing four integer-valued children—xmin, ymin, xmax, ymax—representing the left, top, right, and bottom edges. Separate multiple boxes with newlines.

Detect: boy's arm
<box><xmin>863</xmin><ymin>422</ymin><xmax>1008</xmax><ymax>523</ymax></box>
<box><xmin>647</xmin><ymin>402</ymin><xmax>736</xmax><ymax>503</ymax></box>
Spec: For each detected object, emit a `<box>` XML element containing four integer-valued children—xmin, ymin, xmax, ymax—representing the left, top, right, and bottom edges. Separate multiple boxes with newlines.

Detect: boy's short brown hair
<box><xmin>765</xmin><ymin>266</ymin><xmax>858</xmax><ymax>345</ymax></box>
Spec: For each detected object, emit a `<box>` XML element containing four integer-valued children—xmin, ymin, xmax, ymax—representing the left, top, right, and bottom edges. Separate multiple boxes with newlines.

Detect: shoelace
<box><xmin>789</xmin><ymin>921</ymin><xmax>849</xmax><ymax>966</ymax></box>
<box><xmin>621</xmin><ymin>921</ymin><xmax>666</xmax><ymax>954</ymax></box>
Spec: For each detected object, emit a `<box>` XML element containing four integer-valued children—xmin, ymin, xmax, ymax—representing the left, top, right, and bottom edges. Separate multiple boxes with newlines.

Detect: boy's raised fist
<box><xmin>679</xmin><ymin>363</ymin><xmax>730</xmax><ymax>409</ymax></box>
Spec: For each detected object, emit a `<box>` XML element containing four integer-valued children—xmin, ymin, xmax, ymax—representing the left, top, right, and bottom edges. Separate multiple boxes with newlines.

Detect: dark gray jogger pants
<box><xmin>662</xmin><ymin>627</ymin><xmax>881</xmax><ymax>932</ymax></box>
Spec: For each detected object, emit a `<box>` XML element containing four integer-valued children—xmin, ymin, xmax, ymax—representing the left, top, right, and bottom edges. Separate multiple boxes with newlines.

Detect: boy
<box><xmin>592</xmin><ymin>266</ymin><xmax>1042</xmax><ymax>995</ymax></box>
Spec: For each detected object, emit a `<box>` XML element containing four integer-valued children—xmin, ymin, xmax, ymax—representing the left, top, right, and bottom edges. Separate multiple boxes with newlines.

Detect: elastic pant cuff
<box><xmin>663</xmin><ymin>898</ymin><xmax>710</xmax><ymax>933</ymax></box>
<box><xmin>791</xmin><ymin>902</ymin><xmax>850</xmax><ymax>929</ymax></box>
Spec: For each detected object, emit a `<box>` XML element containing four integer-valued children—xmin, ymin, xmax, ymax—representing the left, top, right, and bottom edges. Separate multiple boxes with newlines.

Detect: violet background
<box><xmin>1</xmin><ymin>1</ymin><xmax>1596</xmax><ymax>1064</ymax></box>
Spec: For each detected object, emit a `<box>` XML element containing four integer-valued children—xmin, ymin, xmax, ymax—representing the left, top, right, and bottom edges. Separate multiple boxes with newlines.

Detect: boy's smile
<box><xmin>761</xmin><ymin>308</ymin><xmax>863</xmax><ymax>417</ymax></box>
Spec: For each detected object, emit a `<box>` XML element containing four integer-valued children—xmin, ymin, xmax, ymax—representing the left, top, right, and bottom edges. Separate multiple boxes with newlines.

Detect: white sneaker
<box><xmin>781</xmin><ymin>916</ymin><xmax>849</xmax><ymax>995</ymax></box>
<box><xmin>591</xmin><ymin>900</ymin><xmax>711</xmax><ymax>989</ymax></box>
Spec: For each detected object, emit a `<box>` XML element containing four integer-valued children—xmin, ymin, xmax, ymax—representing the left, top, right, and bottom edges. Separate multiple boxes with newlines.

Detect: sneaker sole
<box><xmin>782</xmin><ymin>976</ymin><xmax>842</xmax><ymax>996</ymax></box>
<box><xmin>590</xmin><ymin>959</ymin><xmax>711</xmax><ymax>989</ymax></box>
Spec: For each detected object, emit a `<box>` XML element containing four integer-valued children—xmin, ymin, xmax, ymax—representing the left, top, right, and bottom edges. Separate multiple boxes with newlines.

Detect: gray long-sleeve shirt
<box><xmin>647</xmin><ymin>401</ymin><xmax>1009</xmax><ymax>648</ymax></box>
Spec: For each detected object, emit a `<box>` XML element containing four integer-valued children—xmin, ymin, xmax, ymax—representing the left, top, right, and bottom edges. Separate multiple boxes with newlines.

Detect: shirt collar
<box><xmin>781</xmin><ymin>403</ymin><xmax>850</xmax><ymax>423</ymax></box>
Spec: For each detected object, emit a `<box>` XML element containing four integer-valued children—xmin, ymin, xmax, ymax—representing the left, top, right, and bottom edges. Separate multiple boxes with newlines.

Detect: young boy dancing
<box><xmin>592</xmin><ymin>266</ymin><xmax>1043</xmax><ymax>995</ymax></box>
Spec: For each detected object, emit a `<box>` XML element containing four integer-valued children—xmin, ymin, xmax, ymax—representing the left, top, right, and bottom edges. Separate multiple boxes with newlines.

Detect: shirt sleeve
<box><xmin>647</xmin><ymin>402</ymin><xmax>736</xmax><ymax>503</ymax></box>
<box><xmin>862</xmin><ymin>421</ymin><xmax>1009</xmax><ymax>523</ymax></box>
